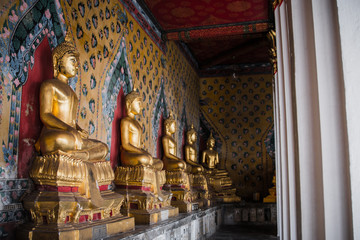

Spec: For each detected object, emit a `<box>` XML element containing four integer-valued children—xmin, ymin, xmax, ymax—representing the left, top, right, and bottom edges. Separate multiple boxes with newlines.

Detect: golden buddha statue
<box><xmin>35</xmin><ymin>40</ymin><xmax>108</xmax><ymax>161</ymax></box>
<box><xmin>161</xmin><ymin>114</ymin><xmax>197</xmax><ymax>212</ymax></box>
<box><xmin>119</xmin><ymin>89</ymin><xmax>163</xmax><ymax>171</ymax></box>
<box><xmin>201</xmin><ymin>133</ymin><xmax>219</xmax><ymax>169</ymax></box>
<box><xmin>114</xmin><ymin>89</ymin><xmax>177</xmax><ymax>224</ymax></box>
<box><xmin>21</xmin><ymin>34</ymin><xmax>134</xmax><ymax>239</ymax></box>
<box><xmin>162</xmin><ymin>113</ymin><xmax>187</xmax><ymax>172</ymax></box>
<box><xmin>185</xmin><ymin>124</ymin><xmax>204</xmax><ymax>174</ymax></box>
<box><xmin>201</xmin><ymin>133</ymin><xmax>241</xmax><ymax>203</ymax></box>
<box><xmin>263</xmin><ymin>174</ymin><xmax>276</xmax><ymax>203</ymax></box>
<box><xmin>185</xmin><ymin>125</ymin><xmax>209</xmax><ymax>207</ymax></box>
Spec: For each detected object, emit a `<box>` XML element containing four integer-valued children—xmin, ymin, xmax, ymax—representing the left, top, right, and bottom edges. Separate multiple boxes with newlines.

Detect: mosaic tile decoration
<box><xmin>0</xmin><ymin>0</ymin><xmax>66</xmax><ymax>179</ymax></box>
<box><xmin>0</xmin><ymin>179</ymin><xmax>31</xmax><ymax>223</ymax></box>
<box><xmin>125</xmin><ymin>12</ymin><xmax>200</xmax><ymax>157</ymax></box>
<box><xmin>200</xmin><ymin>74</ymin><xmax>274</xmax><ymax>199</ymax></box>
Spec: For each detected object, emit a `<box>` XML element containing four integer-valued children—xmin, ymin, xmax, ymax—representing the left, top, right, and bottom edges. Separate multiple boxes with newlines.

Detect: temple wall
<box><xmin>199</xmin><ymin>74</ymin><xmax>274</xmax><ymax>199</ymax></box>
<box><xmin>0</xmin><ymin>0</ymin><xmax>199</xmax><ymax>235</ymax></box>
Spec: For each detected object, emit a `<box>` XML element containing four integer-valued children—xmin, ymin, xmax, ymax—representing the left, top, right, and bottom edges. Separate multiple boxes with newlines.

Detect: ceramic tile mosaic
<box><xmin>200</xmin><ymin>75</ymin><xmax>275</xmax><ymax>199</ymax></box>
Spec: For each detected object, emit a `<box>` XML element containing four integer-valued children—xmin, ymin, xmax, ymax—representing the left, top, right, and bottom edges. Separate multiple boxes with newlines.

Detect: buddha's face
<box><xmin>130</xmin><ymin>97</ymin><xmax>142</xmax><ymax>115</ymax></box>
<box><xmin>208</xmin><ymin>139</ymin><xmax>215</xmax><ymax>148</ymax></box>
<box><xmin>188</xmin><ymin>132</ymin><xmax>197</xmax><ymax>144</ymax></box>
<box><xmin>59</xmin><ymin>52</ymin><xmax>78</xmax><ymax>78</ymax></box>
<box><xmin>192</xmin><ymin>133</ymin><xmax>197</xmax><ymax>143</ymax></box>
<box><xmin>168</xmin><ymin>121</ymin><xmax>176</xmax><ymax>134</ymax></box>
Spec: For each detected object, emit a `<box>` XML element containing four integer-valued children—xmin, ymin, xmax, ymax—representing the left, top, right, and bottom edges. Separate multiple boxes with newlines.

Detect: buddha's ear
<box><xmin>125</xmin><ymin>100</ymin><xmax>131</xmax><ymax>112</ymax></box>
<box><xmin>53</xmin><ymin>58</ymin><xmax>58</xmax><ymax>77</ymax></box>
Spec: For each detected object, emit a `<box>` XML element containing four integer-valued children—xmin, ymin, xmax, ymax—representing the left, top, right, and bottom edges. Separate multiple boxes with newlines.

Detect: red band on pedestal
<box><xmin>37</xmin><ymin>185</ymin><xmax>109</xmax><ymax>192</ymax></box>
<box><xmin>99</xmin><ymin>185</ymin><xmax>109</xmax><ymax>191</ymax></box>
<box><xmin>116</xmin><ymin>185</ymin><xmax>151</xmax><ymax>191</ymax></box>
<box><xmin>37</xmin><ymin>185</ymin><xmax>79</xmax><ymax>192</ymax></box>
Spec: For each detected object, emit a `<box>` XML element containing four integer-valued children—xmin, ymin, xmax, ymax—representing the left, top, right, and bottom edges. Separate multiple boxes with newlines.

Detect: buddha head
<box><xmin>207</xmin><ymin>133</ymin><xmax>216</xmax><ymax>149</ymax></box>
<box><xmin>164</xmin><ymin>112</ymin><xmax>176</xmax><ymax>134</ymax></box>
<box><xmin>186</xmin><ymin>124</ymin><xmax>197</xmax><ymax>144</ymax></box>
<box><xmin>125</xmin><ymin>88</ymin><xmax>141</xmax><ymax>115</ymax></box>
<box><xmin>52</xmin><ymin>33</ymin><xmax>80</xmax><ymax>78</ymax></box>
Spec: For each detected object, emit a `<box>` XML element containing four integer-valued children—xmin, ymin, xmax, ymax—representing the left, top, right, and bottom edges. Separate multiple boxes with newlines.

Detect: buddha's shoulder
<box><xmin>204</xmin><ymin>149</ymin><xmax>216</xmax><ymax>154</ymax></box>
<box><xmin>162</xmin><ymin>135</ymin><xmax>174</xmax><ymax>140</ymax></box>
<box><xmin>121</xmin><ymin>116</ymin><xmax>138</xmax><ymax>123</ymax></box>
<box><xmin>42</xmin><ymin>78</ymin><xmax>59</xmax><ymax>84</ymax></box>
<box><xmin>41</xmin><ymin>78</ymin><xmax>66</xmax><ymax>88</ymax></box>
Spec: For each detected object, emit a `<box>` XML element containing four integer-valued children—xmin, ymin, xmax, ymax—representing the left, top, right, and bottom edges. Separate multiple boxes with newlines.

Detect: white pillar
<box><xmin>273</xmin><ymin>71</ymin><xmax>283</xmax><ymax>238</ymax></box>
<box><xmin>290</xmin><ymin>0</ymin><xmax>326</xmax><ymax>239</ymax></box>
<box><xmin>336</xmin><ymin>0</ymin><xmax>360</xmax><ymax>238</ymax></box>
<box><xmin>279</xmin><ymin>2</ymin><xmax>300</xmax><ymax>239</ymax></box>
<box><xmin>275</xmin><ymin>0</ymin><xmax>356</xmax><ymax>238</ymax></box>
<box><xmin>275</xmin><ymin>5</ymin><xmax>290</xmax><ymax>239</ymax></box>
<box><xmin>311</xmin><ymin>0</ymin><xmax>352</xmax><ymax>239</ymax></box>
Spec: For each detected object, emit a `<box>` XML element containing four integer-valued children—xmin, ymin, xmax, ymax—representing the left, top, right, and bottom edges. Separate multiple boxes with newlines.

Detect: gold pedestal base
<box><xmin>163</xmin><ymin>187</ymin><xmax>198</xmax><ymax>213</ymax></box>
<box><xmin>190</xmin><ymin>190</ymin><xmax>206</xmax><ymax>209</ymax></box>
<box><xmin>212</xmin><ymin>189</ymin><xmax>241</xmax><ymax>203</ymax></box>
<box><xmin>219</xmin><ymin>196</ymin><xmax>242</xmax><ymax>203</ymax></box>
<box><xmin>263</xmin><ymin>196</ymin><xmax>276</xmax><ymax>203</ymax></box>
<box><xmin>193</xmin><ymin>198</ymin><xmax>212</xmax><ymax>208</ymax></box>
<box><xmin>115</xmin><ymin>188</ymin><xmax>172</xmax><ymax>210</ymax></box>
<box><xmin>263</xmin><ymin>175</ymin><xmax>276</xmax><ymax>203</ymax></box>
<box><xmin>23</xmin><ymin>190</ymin><xmax>124</xmax><ymax>225</ymax></box>
<box><xmin>191</xmin><ymin>173</ymin><xmax>210</xmax><ymax>209</ymax></box>
<box><xmin>204</xmin><ymin>169</ymin><xmax>241</xmax><ymax>204</ymax></box>
<box><xmin>22</xmin><ymin>152</ymin><xmax>133</xmax><ymax>239</ymax></box>
<box><xmin>17</xmin><ymin>215</ymin><xmax>134</xmax><ymax>240</ymax></box>
<box><xmin>163</xmin><ymin>170</ymin><xmax>200</xmax><ymax>213</ymax></box>
<box><xmin>171</xmin><ymin>200</ymin><xmax>198</xmax><ymax>213</ymax></box>
<box><xmin>124</xmin><ymin>206</ymin><xmax>179</xmax><ymax>225</ymax></box>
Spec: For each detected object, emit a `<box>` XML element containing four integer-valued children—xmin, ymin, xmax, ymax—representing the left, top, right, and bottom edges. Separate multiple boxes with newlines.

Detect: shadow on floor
<box><xmin>208</xmin><ymin>225</ymin><xmax>278</xmax><ymax>240</ymax></box>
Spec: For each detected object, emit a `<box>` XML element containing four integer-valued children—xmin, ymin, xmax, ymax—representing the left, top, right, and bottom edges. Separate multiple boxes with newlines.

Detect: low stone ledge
<box><xmin>106</xmin><ymin>206</ymin><xmax>221</xmax><ymax>240</ymax></box>
<box><xmin>221</xmin><ymin>203</ymin><xmax>277</xmax><ymax>225</ymax></box>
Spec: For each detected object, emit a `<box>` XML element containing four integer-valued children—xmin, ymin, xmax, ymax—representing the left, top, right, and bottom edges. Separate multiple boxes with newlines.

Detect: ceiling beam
<box><xmin>200</xmin><ymin>37</ymin><xmax>268</xmax><ymax>69</ymax></box>
<box><xmin>163</xmin><ymin>22</ymin><xmax>271</xmax><ymax>42</ymax></box>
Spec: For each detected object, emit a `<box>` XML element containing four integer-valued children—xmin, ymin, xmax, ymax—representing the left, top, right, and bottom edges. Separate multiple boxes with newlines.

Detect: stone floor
<box><xmin>208</xmin><ymin>225</ymin><xmax>278</xmax><ymax>240</ymax></box>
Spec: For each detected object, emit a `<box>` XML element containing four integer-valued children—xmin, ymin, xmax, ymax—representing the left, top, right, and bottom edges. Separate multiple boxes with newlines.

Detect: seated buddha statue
<box><xmin>24</xmin><ymin>34</ymin><xmax>128</xmax><ymax>231</ymax></box>
<box><xmin>201</xmin><ymin>133</ymin><xmax>220</xmax><ymax>170</ymax></box>
<box><xmin>114</xmin><ymin>89</ymin><xmax>177</xmax><ymax>223</ymax></box>
<box><xmin>162</xmin><ymin>113</ymin><xmax>187</xmax><ymax>172</ymax></box>
<box><xmin>162</xmin><ymin>114</ymin><xmax>197</xmax><ymax>212</ymax></box>
<box><xmin>185</xmin><ymin>125</ymin><xmax>204</xmax><ymax>174</ymax></box>
<box><xmin>202</xmin><ymin>133</ymin><xmax>233</xmax><ymax>189</ymax></box>
<box><xmin>120</xmin><ymin>89</ymin><xmax>163</xmax><ymax>171</ymax></box>
<box><xmin>185</xmin><ymin>125</ymin><xmax>209</xmax><ymax>207</ymax></box>
<box><xmin>35</xmin><ymin>37</ymin><xmax>108</xmax><ymax>161</ymax></box>
<box><xmin>119</xmin><ymin>89</ymin><xmax>165</xmax><ymax>197</ymax></box>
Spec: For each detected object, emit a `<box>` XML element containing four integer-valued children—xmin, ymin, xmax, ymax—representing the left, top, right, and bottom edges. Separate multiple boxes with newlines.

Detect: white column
<box><xmin>290</xmin><ymin>0</ymin><xmax>326</xmax><ymax>239</ymax></box>
<box><xmin>274</xmin><ymin>4</ymin><xmax>290</xmax><ymax>240</ymax></box>
<box><xmin>336</xmin><ymin>0</ymin><xmax>360</xmax><ymax>238</ymax></box>
<box><xmin>311</xmin><ymin>0</ymin><xmax>352</xmax><ymax>239</ymax></box>
<box><xmin>279</xmin><ymin>2</ymin><xmax>300</xmax><ymax>240</ymax></box>
<box><xmin>273</xmin><ymin>71</ymin><xmax>283</xmax><ymax>239</ymax></box>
